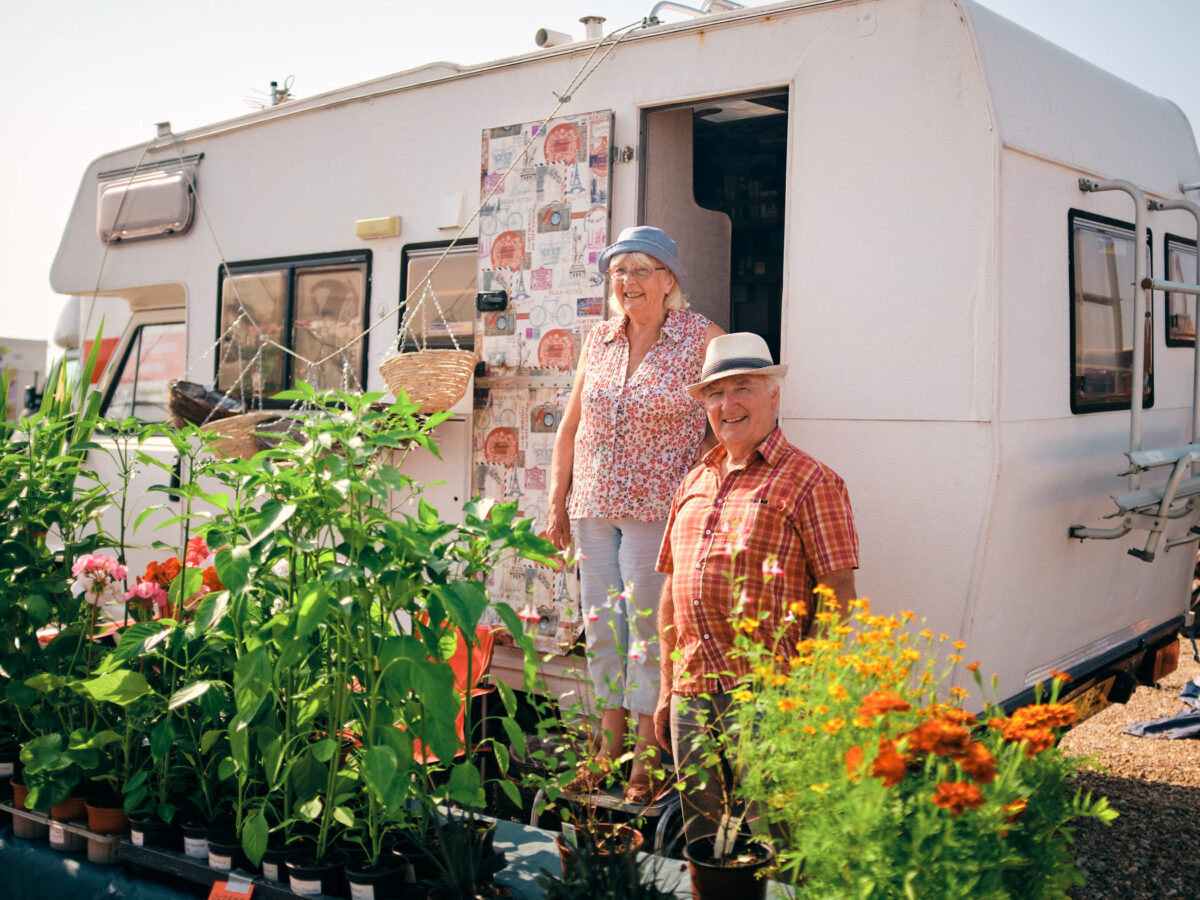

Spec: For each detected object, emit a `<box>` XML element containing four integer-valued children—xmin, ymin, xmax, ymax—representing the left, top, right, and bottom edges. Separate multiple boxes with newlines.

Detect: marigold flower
<box><xmin>950</xmin><ymin>687</ymin><xmax>969</xmax><ymax>699</ymax></box>
<box><xmin>920</xmin><ymin>629</ymin><xmax>934</xmax><ymax>639</ymax></box>
<box><xmin>788</xmin><ymin>657</ymin><xmax>803</xmax><ymax>670</ymax></box>
<box><xmin>940</xmin><ymin>708</ymin><xmax>978</xmax><ymax>727</ymax></box>
<box><xmin>931</xmin><ymin>781</ymin><xmax>985</xmax><ymax>815</ymax></box>
<box><xmin>948</xmin><ymin>654</ymin><xmax>962</xmax><ymax>663</ymax></box>
<box><xmin>952</xmin><ymin>640</ymin><xmax>966</xmax><ymax>650</ymax></box>
<box><xmin>803</xmin><ymin>725</ymin><xmax>816</xmax><ymax>735</ymax></box>
<box><xmin>829</xmin><ymin>683</ymin><xmax>848</xmax><ymax>702</ymax></box>
<box><xmin>1050</xmin><ymin>669</ymin><xmax>1073</xmax><ymax>683</ymax></box>
<box><xmin>821</xmin><ymin>718</ymin><xmax>845</xmax><ymax>735</ymax></box>
<box><xmin>987</xmin><ymin>717</ymin><xmax>1008</xmax><ymax>731</ymax></box>
<box><xmin>737</xmin><ymin>617</ymin><xmax>761</xmax><ymax>633</ymax></box>
<box><xmin>813</xmin><ymin>583</ymin><xmax>836</xmax><ymax>601</ymax></box>
<box><xmin>901</xmin><ymin>648</ymin><xmax>922</xmax><ymax>663</ymax></box>
<box><xmin>845</xmin><ymin>745</ymin><xmax>863</xmax><ymax>781</ymax></box>
<box><xmin>904</xmin><ymin>718</ymin><xmax>971</xmax><ymax>758</ymax></box>
<box><xmin>778</xmin><ymin>698</ymin><xmax>797</xmax><ymax>713</ymax></box>
<box><xmin>871</xmin><ymin>739</ymin><xmax>907</xmax><ymax>787</ymax></box>
<box><xmin>1003</xmin><ymin>798</ymin><xmax>1028</xmax><ymax>822</ymax></box>
<box><xmin>809</xmin><ymin>782</ymin><xmax>829</xmax><ymax>793</ymax></box>
<box><xmin>953</xmin><ymin>741</ymin><xmax>996</xmax><ymax>785</ymax></box>
<box><xmin>733</xmin><ymin>689</ymin><xmax>754</xmax><ymax>703</ymax></box>
<box><xmin>857</xmin><ymin>690</ymin><xmax>912</xmax><ymax>719</ymax></box>
<box><xmin>966</xmin><ymin>661</ymin><xmax>981</xmax><ymax>672</ymax></box>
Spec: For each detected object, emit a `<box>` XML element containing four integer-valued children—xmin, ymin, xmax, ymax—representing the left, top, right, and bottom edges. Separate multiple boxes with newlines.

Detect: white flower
<box><xmin>270</xmin><ymin>558</ymin><xmax>291</xmax><ymax>578</ymax></box>
<box><xmin>629</xmin><ymin>639</ymin><xmax>649</xmax><ymax>664</ymax></box>
<box><xmin>270</xmin><ymin>597</ymin><xmax>286</xmax><ymax>615</ymax></box>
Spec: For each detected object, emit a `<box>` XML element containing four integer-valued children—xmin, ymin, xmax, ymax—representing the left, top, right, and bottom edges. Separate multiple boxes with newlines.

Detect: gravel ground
<box><xmin>1059</xmin><ymin>636</ymin><xmax>1200</xmax><ymax>899</ymax></box>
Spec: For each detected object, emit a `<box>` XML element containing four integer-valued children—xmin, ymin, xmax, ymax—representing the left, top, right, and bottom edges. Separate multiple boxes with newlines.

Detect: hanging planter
<box><xmin>379</xmin><ymin>279</ymin><xmax>476</xmax><ymax>413</ymax></box>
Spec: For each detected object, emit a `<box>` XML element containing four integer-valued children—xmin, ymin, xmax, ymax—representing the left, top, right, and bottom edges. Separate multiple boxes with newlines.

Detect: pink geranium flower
<box><xmin>71</xmin><ymin>554</ymin><xmax>128</xmax><ymax>607</ymax></box>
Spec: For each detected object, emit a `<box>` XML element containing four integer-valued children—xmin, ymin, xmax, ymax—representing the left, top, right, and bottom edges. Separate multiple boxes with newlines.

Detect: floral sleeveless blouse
<box><xmin>568</xmin><ymin>309</ymin><xmax>709</xmax><ymax>522</ymax></box>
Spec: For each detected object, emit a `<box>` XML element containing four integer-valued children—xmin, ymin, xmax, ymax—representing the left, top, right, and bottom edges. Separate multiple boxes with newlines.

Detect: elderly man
<box><xmin>652</xmin><ymin>331</ymin><xmax>860</xmax><ymax>846</ymax></box>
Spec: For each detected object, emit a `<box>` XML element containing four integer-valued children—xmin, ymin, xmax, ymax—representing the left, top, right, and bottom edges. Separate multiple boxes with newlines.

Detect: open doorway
<box><xmin>641</xmin><ymin>90</ymin><xmax>788</xmax><ymax>363</ymax></box>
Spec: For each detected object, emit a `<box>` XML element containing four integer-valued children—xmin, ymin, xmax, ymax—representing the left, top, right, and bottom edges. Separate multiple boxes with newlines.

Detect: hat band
<box><xmin>701</xmin><ymin>356</ymin><xmax>774</xmax><ymax>380</ymax></box>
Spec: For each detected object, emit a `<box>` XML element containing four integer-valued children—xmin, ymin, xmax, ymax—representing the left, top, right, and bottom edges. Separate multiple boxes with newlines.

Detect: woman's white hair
<box><xmin>607</xmin><ymin>251</ymin><xmax>688</xmax><ymax>317</ymax></box>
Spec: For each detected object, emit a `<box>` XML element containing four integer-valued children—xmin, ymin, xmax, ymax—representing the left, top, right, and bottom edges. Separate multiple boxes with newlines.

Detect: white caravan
<box><xmin>49</xmin><ymin>0</ymin><xmax>1200</xmax><ymax>712</ymax></box>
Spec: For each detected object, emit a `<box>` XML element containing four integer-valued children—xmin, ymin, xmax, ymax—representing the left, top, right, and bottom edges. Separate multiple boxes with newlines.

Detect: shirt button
<box><xmin>704</xmin><ymin>529</ymin><xmax>711</xmax><ymax>535</ymax></box>
<box><xmin>693</xmin><ymin>600</ymin><xmax>699</xmax><ymax>606</ymax></box>
<box><xmin>703</xmin><ymin>633</ymin><xmax>710</xmax><ymax>640</ymax></box>
<box><xmin>715</xmin><ymin>499</ymin><xmax>723</xmax><ymax>505</ymax></box>
<box><xmin>696</xmin><ymin>562</ymin><xmax>702</xmax><ymax>569</ymax></box>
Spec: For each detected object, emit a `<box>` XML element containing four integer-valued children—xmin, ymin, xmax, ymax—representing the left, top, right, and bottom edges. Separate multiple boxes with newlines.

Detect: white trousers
<box><xmin>573</xmin><ymin>517</ymin><xmax>666</xmax><ymax>717</ymax></box>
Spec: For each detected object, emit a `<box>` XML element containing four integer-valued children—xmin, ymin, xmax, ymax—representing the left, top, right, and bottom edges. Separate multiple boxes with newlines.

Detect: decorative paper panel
<box><xmin>474</xmin><ymin>110</ymin><xmax>614</xmax><ymax>654</ymax></box>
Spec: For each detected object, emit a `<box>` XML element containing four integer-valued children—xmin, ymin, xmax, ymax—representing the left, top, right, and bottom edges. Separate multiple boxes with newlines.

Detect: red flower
<box><xmin>856</xmin><ymin>690</ymin><xmax>912</xmax><ymax>719</ymax></box>
<box><xmin>185</xmin><ymin>536</ymin><xmax>212</xmax><ymax>568</ymax></box>
<box><xmin>845</xmin><ymin>745</ymin><xmax>864</xmax><ymax>782</ymax></box>
<box><xmin>903</xmin><ymin>718</ymin><xmax>971</xmax><ymax>758</ymax></box>
<box><xmin>871</xmin><ymin>739</ymin><xmax>908</xmax><ymax>787</ymax></box>
<box><xmin>952</xmin><ymin>741</ymin><xmax>996</xmax><ymax>785</ymax></box>
<box><xmin>201</xmin><ymin>566</ymin><xmax>224</xmax><ymax>594</ymax></box>
<box><xmin>931</xmin><ymin>781</ymin><xmax>985</xmax><ymax>815</ymax></box>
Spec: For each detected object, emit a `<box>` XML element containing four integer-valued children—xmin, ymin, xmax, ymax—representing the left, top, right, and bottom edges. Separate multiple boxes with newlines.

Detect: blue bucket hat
<box><xmin>598</xmin><ymin>226</ymin><xmax>687</xmax><ymax>282</ymax></box>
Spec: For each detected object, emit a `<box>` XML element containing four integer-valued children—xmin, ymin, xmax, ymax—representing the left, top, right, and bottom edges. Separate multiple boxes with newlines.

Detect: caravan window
<box><xmin>105</xmin><ymin>322</ymin><xmax>186</xmax><ymax>422</ymax></box>
<box><xmin>1165</xmin><ymin>234</ymin><xmax>1197</xmax><ymax>347</ymax></box>
<box><xmin>216</xmin><ymin>251</ymin><xmax>369</xmax><ymax>401</ymax></box>
<box><xmin>1069</xmin><ymin>212</ymin><xmax>1153</xmax><ymax>414</ymax></box>
<box><xmin>401</xmin><ymin>242</ymin><xmax>478</xmax><ymax>349</ymax></box>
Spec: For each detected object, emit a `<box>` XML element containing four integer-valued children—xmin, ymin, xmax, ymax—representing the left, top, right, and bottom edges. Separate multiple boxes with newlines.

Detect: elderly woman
<box><xmin>546</xmin><ymin>226</ymin><xmax>722</xmax><ymax>803</ymax></box>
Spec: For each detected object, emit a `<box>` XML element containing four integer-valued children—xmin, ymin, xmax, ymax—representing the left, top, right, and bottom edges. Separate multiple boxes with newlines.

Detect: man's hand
<box><xmin>653</xmin><ymin>693</ymin><xmax>672</xmax><ymax>754</ymax></box>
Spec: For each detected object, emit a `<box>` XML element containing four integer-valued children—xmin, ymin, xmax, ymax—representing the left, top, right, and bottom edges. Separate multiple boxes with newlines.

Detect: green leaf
<box><xmin>150</xmin><ymin>719</ymin><xmax>176</xmax><ymax>760</ymax></box>
<box><xmin>242</xmin><ymin>810</ymin><xmax>269</xmax><ymax>866</ymax></box>
<box><xmin>214</xmin><ymin>547</ymin><xmax>251</xmax><ymax>593</ymax></box>
<box><xmin>311</xmin><ymin>738</ymin><xmax>337</xmax><ymax>763</ymax></box>
<box><xmin>233</xmin><ymin>647</ymin><xmax>272</xmax><ymax>722</ymax></box>
<box><xmin>296</xmin><ymin>584</ymin><xmax>332</xmax><ymax>637</ymax></box>
<box><xmin>447</xmin><ymin>762</ymin><xmax>483</xmax><ymax>808</ymax></box>
<box><xmin>499</xmin><ymin>779</ymin><xmax>522</xmax><ymax>810</ymax></box>
<box><xmin>248</xmin><ymin>501</ymin><xmax>297</xmax><ymax>549</ymax></box>
<box><xmin>83</xmin><ymin>670</ymin><xmax>155</xmax><ymax>707</ymax></box>
<box><xmin>167</xmin><ymin>680</ymin><xmax>213</xmax><ymax>711</ymax></box>
<box><xmin>362</xmin><ymin>746</ymin><xmax>399</xmax><ymax>801</ymax></box>
<box><xmin>298</xmin><ymin>796</ymin><xmax>323</xmax><ymax>820</ymax></box>
<box><xmin>333</xmin><ymin>806</ymin><xmax>354</xmax><ymax>828</ymax></box>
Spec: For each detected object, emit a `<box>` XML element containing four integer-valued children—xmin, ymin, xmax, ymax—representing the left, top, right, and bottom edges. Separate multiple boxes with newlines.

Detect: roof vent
<box><xmin>580</xmin><ymin>15</ymin><xmax>606</xmax><ymax>40</ymax></box>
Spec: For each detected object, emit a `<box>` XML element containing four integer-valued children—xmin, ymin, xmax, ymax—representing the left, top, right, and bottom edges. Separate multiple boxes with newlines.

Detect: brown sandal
<box><xmin>563</xmin><ymin>756</ymin><xmax>614</xmax><ymax>793</ymax></box>
<box><xmin>623</xmin><ymin>770</ymin><xmax>670</xmax><ymax>805</ymax></box>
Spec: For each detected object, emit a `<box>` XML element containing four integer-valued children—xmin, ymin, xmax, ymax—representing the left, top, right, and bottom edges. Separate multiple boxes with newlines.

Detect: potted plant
<box><xmin>728</xmin><ymin>590</ymin><xmax>1118</xmax><ymax>897</ymax></box>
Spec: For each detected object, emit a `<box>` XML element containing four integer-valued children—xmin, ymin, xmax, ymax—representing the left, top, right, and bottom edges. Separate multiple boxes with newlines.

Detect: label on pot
<box><xmin>405</xmin><ymin>862</ymin><xmax>416</xmax><ymax>884</ymax></box>
<box><xmin>49</xmin><ymin>823</ymin><xmax>65</xmax><ymax>845</ymax></box>
<box><xmin>184</xmin><ymin>835</ymin><xmax>209</xmax><ymax>858</ymax></box>
<box><xmin>131</xmin><ymin>829</ymin><xmax>144</xmax><ymax>847</ymax></box>
<box><xmin>350</xmin><ymin>884</ymin><xmax>376</xmax><ymax>900</ymax></box>
<box><xmin>0</xmin><ymin>762</ymin><xmax>12</xmax><ymax>778</ymax></box>
<box><xmin>289</xmin><ymin>877</ymin><xmax>322</xmax><ymax>896</ymax></box>
<box><xmin>261</xmin><ymin>861</ymin><xmax>279</xmax><ymax>881</ymax></box>
<box><xmin>210</xmin><ymin>852</ymin><xmax>232</xmax><ymax>871</ymax></box>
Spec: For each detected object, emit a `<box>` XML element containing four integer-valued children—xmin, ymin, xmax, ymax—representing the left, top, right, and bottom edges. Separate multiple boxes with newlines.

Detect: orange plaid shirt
<box><xmin>657</xmin><ymin>427</ymin><xmax>859</xmax><ymax>695</ymax></box>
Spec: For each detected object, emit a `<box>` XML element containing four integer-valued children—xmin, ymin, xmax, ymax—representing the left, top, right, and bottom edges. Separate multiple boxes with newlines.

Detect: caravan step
<box><xmin>1126</xmin><ymin>443</ymin><xmax>1200</xmax><ymax>470</ymax></box>
<box><xmin>1112</xmin><ymin>475</ymin><xmax>1200</xmax><ymax>512</ymax></box>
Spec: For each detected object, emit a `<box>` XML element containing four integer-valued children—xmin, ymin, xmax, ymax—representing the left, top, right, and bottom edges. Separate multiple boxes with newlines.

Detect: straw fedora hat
<box><xmin>686</xmin><ymin>332</ymin><xmax>787</xmax><ymax>398</ymax></box>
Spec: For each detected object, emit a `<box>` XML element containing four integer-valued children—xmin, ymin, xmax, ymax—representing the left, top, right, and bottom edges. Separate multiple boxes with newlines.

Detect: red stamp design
<box><xmin>543</xmin><ymin>123</ymin><xmax>581</xmax><ymax>164</ymax></box>
<box><xmin>538</xmin><ymin>329</ymin><xmax>575</xmax><ymax>370</ymax></box>
<box><xmin>484</xmin><ymin>427</ymin><xmax>519</xmax><ymax>466</ymax></box>
<box><xmin>490</xmin><ymin>230</ymin><xmax>525</xmax><ymax>270</ymax></box>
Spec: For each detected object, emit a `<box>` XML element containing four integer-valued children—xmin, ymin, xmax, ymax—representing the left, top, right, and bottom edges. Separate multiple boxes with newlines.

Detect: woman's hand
<box><xmin>545</xmin><ymin>504</ymin><xmax>572</xmax><ymax>551</ymax></box>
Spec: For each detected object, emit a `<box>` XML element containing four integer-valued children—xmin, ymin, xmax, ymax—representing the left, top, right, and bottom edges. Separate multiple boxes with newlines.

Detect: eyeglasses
<box><xmin>608</xmin><ymin>266</ymin><xmax>667</xmax><ymax>282</ymax></box>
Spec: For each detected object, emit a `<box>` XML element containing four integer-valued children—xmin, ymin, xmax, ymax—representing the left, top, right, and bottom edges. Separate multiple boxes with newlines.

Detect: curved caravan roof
<box><xmin>962</xmin><ymin>0</ymin><xmax>1200</xmax><ymax>192</ymax></box>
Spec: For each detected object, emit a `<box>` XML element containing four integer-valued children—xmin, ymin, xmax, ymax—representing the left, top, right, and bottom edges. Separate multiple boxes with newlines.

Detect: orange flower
<box><xmin>904</xmin><ymin>718</ymin><xmax>971</xmax><ymax>758</ymax></box>
<box><xmin>953</xmin><ymin>741</ymin><xmax>996</xmax><ymax>785</ymax></box>
<box><xmin>1003</xmin><ymin>798</ymin><xmax>1028</xmax><ymax>823</ymax></box>
<box><xmin>966</xmin><ymin>661</ymin><xmax>981</xmax><ymax>672</ymax></box>
<box><xmin>857</xmin><ymin>690</ymin><xmax>912</xmax><ymax>719</ymax></box>
<box><xmin>940</xmin><ymin>708</ymin><xmax>978</xmax><ymax>727</ymax></box>
<box><xmin>1010</xmin><ymin>703</ymin><xmax>1078</xmax><ymax>730</ymax></box>
<box><xmin>1004</xmin><ymin>725</ymin><xmax>1056</xmax><ymax>757</ymax></box>
<box><xmin>871</xmin><ymin>739</ymin><xmax>908</xmax><ymax>787</ymax></box>
<box><xmin>822</xmin><ymin>717</ymin><xmax>845</xmax><ymax>735</ymax></box>
<box><xmin>777</xmin><ymin>698</ymin><xmax>797</xmax><ymax>713</ymax></box>
<box><xmin>1049</xmin><ymin>669</ymin><xmax>1073</xmax><ymax>683</ymax></box>
<box><xmin>987</xmin><ymin>717</ymin><xmax>1008</xmax><ymax>731</ymax></box>
<box><xmin>931</xmin><ymin>781</ymin><xmax>985</xmax><ymax>816</ymax></box>
<box><xmin>845</xmin><ymin>745</ymin><xmax>863</xmax><ymax>781</ymax></box>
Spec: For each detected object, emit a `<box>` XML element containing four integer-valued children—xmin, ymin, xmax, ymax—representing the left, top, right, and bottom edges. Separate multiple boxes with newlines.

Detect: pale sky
<box><xmin>2</xmin><ymin>0</ymin><xmax>1198</xmax><ymax>358</ymax></box>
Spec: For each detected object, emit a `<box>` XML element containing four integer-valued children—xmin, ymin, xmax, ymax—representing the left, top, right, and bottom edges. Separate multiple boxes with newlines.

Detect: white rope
<box><xmin>150</xmin><ymin>18</ymin><xmax>645</xmax><ymax>406</ymax></box>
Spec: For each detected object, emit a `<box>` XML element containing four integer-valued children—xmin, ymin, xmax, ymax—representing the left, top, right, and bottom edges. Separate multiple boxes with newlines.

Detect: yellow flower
<box><xmin>949</xmin><ymin>654</ymin><xmax>962</xmax><ymax>663</ymax></box>
<box><xmin>738</xmin><ymin>617</ymin><xmax>761</xmax><ymax>633</ymax></box>
<box><xmin>950</xmin><ymin>687</ymin><xmax>969</xmax><ymax>699</ymax></box>
<box><xmin>952</xmin><ymin>640</ymin><xmax>966</xmax><ymax>650</ymax></box>
<box><xmin>814</xmin><ymin>584</ymin><xmax>836</xmax><ymax>600</ymax></box>
<box><xmin>829</xmin><ymin>683</ymin><xmax>848</xmax><ymax>702</ymax></box>
<box><xmin>733</xmin><ymin>689</ymin><xmax>754</xmax><ymax>703</ymax></box>
<box><xmin>778</xmin><ymin>698</ymin><xmax>798</xmax><ymax>712</ymax></box>
<box><xmin>789</xmin><ymin>600</ymin><xmax>808</xmax><ymax>617</ymax></box>
<box><xmin>821</xmin><ymin>718</ymin><xmax>845</xmax><ymax>735</ymax></box>
<box><xmin>788</xmin><ymin>657</ymin><xmax>803</xmax><ymax>670</ymax></box>
<box><xmin>901</xmin><ymin>610</ymin><xmax>916</xmax><ymax>621</ymax></box>
<box><xmin>920</xmin><ymin>629</ymin><xmax>934</xmax><ymax>639</ymax></box>
<box><xmin>809</xmin><ymin>782</ymin><xmax>830</xmax><ymax>793</ymax></box>
<box><xmin>804</xmin><ymin>725</ymin><xmax>817</xmax><ymax>735</ymax></box>
<box><xmin>815</xmin><ymin>704</ymin><xmax>829</xmax><ymax>715</ymax></box>
<box><xmin>902</xmin><ymin>648</ymin><xmax>922</xmax><ymax>662</ymax></box>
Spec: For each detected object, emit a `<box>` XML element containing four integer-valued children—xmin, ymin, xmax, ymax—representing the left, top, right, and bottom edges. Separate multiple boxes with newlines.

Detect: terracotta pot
<box><xmin>10</xmin><ymin>778</ymin><xmax>29</xmax><ymax>811</ymax></box>
<box><xmin>555</xmin><ymin>822</ymin><xmax>645</xmax><ymax>882</ymax></box>
<box><xmin>49</xmin><ymin>794</ymin><xmax>87</xmax><ymax>822</ymax></box>
<box><xmin>85</xmin><ymin>799</ymin><xmax>129</xmax><ymax>835</ymax></box>
<box><xmin>684</xmin><ymin>837</ymin><xmax>774</xmax><ymax>900</ymax></box>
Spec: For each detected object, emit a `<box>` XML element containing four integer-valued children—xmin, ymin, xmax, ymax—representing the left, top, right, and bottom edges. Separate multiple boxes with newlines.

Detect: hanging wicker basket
<box><xmin>378</xmin><ymin>349</ymin><xmax>476</xmax><ymax>414</ymax></box>
<box><xmin>202</xmin><ymin>411</ymin><xmax>282</xmax><ymax>460</ymax></box>
<box><xmin>168</xmin><ymin>380</ymin><xmax>245</xmax><ymax>429</ymax></box>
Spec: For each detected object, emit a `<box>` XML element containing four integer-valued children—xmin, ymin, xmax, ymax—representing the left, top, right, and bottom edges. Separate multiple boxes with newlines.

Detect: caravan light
<box><xmin>355</xmin><ymin>216</ymin><xmax>401</xmax><ymax>240</ymax></box>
